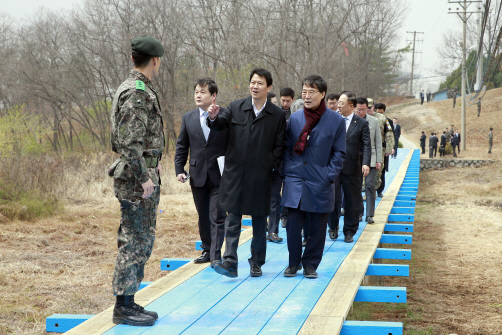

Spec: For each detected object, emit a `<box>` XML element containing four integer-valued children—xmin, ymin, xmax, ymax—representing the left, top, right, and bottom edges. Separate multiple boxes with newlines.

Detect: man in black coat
<box><xmin>439</xmin><ymin>131</ymin><xmax>447</xmax><ymax>157</ymax></box>
<box><xmin>420</xmin><ymin>131</ymin><xmax>426</xmax><ymax>154</ymax></box>
<box><xmin>175</xmin><ymin>78</ymin><xmax>228</xmax><ymax>266</ymax></box>
<box><xmin>452</xmin><ymin>130</ymin><xmax>461</xmax><ymax>157</ymax></box>
<box><xmin>329</xmin><ymin>92</ymin><xmax>371</xmax><ymax>243</ymax></box>
<box><xmin>429</xmin><ymin>132</ymin><xmax>438</xmax><ymax>158</ymax></box>
<box><xmin>207</xmin><ymin>68</ymin><xmax>287</xmax><ymax>278</ymax></box>
<box><xmin>420</xmin><ymin>90</ymin><xmax>425</xmax><ymax>105</ymax></box>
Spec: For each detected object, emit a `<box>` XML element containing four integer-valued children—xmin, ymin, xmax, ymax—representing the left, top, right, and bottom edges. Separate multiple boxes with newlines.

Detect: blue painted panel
<box><xmin>398</xmin><ymin>191</ymin><xmax>417</xmax><ymax>196</ymax></box>
<box><xmin>384</xmin><ymin>224</ymin><xmax>414</xmax><ymax>232</ymax></box>
<box><xmin>341</xmin><ymin>321</ymin><xmax>403</xmax><ymax>335</ymax></box>
<box><xmin>393</xmin><ymin>200</ymin><xmax>416</xmax><ymax>207</ymax></box>
<box><xmin>388</xmin><ymin>214</ymin><xmax>414</xmax><ymax>222</ymax></box>
<box><xmin>366</xmin><ymin>264</ymin><xmax>409</xmax><ymax>277</ymax></box>
<box><xmin>373</xmin><ymin>248</ymin><xmax>411</xmax><ymax>260</ymax></box>
<box><xmin>195</xmin><ymin>240</ymin><xmax>203</xmax><ymax>250</ymax></box>
<box><xmin>242</xmin><ymin>218</ymin><xmax>252</xmax><ymax>226</ymax></box>
<box><xmin>390</xmin><ymin>207</ymin><xmax>415</xmax><ymax>214</ymax></box>
<box><xmin>400</xmin><ymin>187</ymin><xmax>418</xmax><ymax>192</ymax></box>
<box><xmin>354</xmin><ymin>286</ymin><xmax>407</xmax><ymax>303</ymax></box>
<box><xmin>46</xmin><ymin>314</ymin><xmax>94</xmax><ymax>332</ymax></box>
<box><xmin>160</xmin><ymin>258</ymin><xmax>192</xmax><ymax>271</ymax></box>
<box><xmin>138</xmin><ymin>282</ymin><xmax>153</xmax><ymax>290</ymax></box>
<box><xmin>396</xmin><ymin>195</ymin><xmax>415</xmax><ymax>201</ymax></box>
<box><xmin>380</xmin><ymin>234</ymin><xmax>412</xmax><ymax>244</ymax></box>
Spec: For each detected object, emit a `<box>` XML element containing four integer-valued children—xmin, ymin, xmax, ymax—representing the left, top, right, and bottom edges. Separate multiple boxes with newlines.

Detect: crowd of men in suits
<box><xmin>174</xmin><ymin>68</ymin><xmax>399</xmax><ymax>280</ymax></box>
<box><xmin>419</xmin><ymin>125</ymin><xmax>461</xmax><ymax>158</ymax></box>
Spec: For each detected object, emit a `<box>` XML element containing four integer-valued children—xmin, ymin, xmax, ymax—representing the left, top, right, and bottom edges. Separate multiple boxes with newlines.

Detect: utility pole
<box><xmin>406</xmin><ymin>31</ymin><xmax>424</xmax><ymax>97</ymax></box>
<box><xmin>476</xmin><ymin>5</ymin><xmax>483</xmax><ymax>90</ymax></box>
<box><xmin>449</xmin><ymin>0</ymin><xmax>482</xmax><ymax>151</ymax></box>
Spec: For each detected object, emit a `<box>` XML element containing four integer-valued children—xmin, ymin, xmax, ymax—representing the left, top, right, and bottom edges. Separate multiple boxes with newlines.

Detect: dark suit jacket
<box><xmin>341</xmin><ymin>114</ymin><xmax>371</xmax><ymax>175</ymax></box>
<box><xmin>440</xmin><ymin>134</ymin><xmax>446</xmax><ymax>147</ymax></box>
<box><xmin>209</xmin><ymin>96</ymin><xmax>286</xmax><ymax>216</ymax></box>
<box><xmin>420</xmin><ymin>135</ymin><xmax>426</xmax><ymax>147</ymax></box>
<box><xmin>394</xmin><ymin>124</ymin><xmax>401</xmax><ymax>139</ymax></box>
<box><xmin>429</xmin><ymin>136</ymin><xmax>438</xmax><ymax>147</ymax></box>
<box><xmin>175</xmin><ymin>108</ymin><xmax>228</xmax><ymax>188</ymax></box>
<box><xmin>452</xmin><ymin>133</ymin><xmax>461</xmax><ymax>145</ymax></box>
<box><xmin>281</xmin><ymin>108</ymin><xmax>346</xmax><ymax>213</ymax></box>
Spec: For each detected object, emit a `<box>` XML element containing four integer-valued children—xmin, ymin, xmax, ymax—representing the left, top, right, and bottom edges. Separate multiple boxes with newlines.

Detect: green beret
<box><xmin>131</xmin><ymin>35</ymin><xmax>164</xmax><ymax>57</ymax></box>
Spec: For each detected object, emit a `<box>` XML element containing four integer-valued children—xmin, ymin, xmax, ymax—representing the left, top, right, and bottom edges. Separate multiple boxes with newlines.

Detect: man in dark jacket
<box><xmin>281</xmin><ymin>75</ymin><xmax>346</xmax><ymax>278</ymax></box>
<box><xmin>439</xmin><ymin>131</ymin><xmax>447</xmax><ymax>157</ymax></box>
<box><xmin>175</xmin><ymin>78</ymin><xmax>228</xmax><ymax>267</ymax></box>
<box><xmin>329</xmin><ymin>92</ymin><xmax>371</xmax><ymax>244</ymax></box>
<box><xmin>420</xmin><ymin>131</ymin><xmax>426</xmax><ymax>154</ymax></box>
<box><xmin>392</xmin><ymin>118</ymin><xmax>400</xmax><ymax>158</ymax></box>
<box><xmin>429</xmin><ymin>132</ymin><xmax>438</xmax><ymax>158</ymax></box>
<box><xmin>207</xmin><ymin>68</ymin><xmax>287</xmax><ymax>278</ymax></box>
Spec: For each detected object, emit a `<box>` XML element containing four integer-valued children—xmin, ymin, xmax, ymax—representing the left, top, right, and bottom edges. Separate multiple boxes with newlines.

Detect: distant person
<box><xmin>453</xmin><ymin>93</ymin><xmax>457</xmax><ymax>108</ymax></box>
<box><xmin>456</xmin><ymin>129</ymin><xmax>461</xmax><ymax>153</ymax></box>
<box><xmin>427</xmin><ymin>90</ymin><xmax>432</xmax><ymax>102</ymax></box>
<box><xmin>281</xmin><ymin>75</ymin><xmax>346</xmax><ymax>278</ymax></box>
<box><xmin>439</xmin><ymin>131</ymin><xmax>446</xmax><ymax>157</ymax></box>
<box><xmin>420</xmin><ymin>90</ymin><xmax>425</xmax><ymax>105</ymax></box>
<box><xmin>451</xmin><ymin>129</ymin><xmax>460</xmax><ymax>157</ymax></box>
<box><xmin>444</xmin><ymin>127</ymin><xmax>451</xmax><ymax>145</ymax></box>
<box><xmin>477</xmin><ymin>98</ymin><xmax>482</xmax><ymax>117</ymax></box>
<box><xmin>326</xmin><ymin>93</ymin><xmax>340</xmax><ymax>112</ymax></box>
<box><xmin>392</xmin><ymin>117</ymin><xmax>400</xmax><ymax>158</ymax></box>
<box><xmin>488</xmin><ymin>127</ymin><xmax>493</xmax><ymax>153</ymax></box>
<box><xmin>277</xmin><ymin>87</ymin><xmax>296</xmax><ymax>229</ymax></box>
<box><xmin>420</xmin><ymin>131</ymin><xmax>426</xmax><ymax>154</ymax></box>
<box><xmin>429</xmin><ymin>132</ymin><xmax>438</xmax><ymax>158</ymax></box>
<box><xmin>450</xmin><ymin>125</ymin><xmax>455</xmax><ymax>138</ymax></box>
<box><xmin>268</xmin><ymin>92</ymin><xmax>278</xmax><ymax>105</ymax></box>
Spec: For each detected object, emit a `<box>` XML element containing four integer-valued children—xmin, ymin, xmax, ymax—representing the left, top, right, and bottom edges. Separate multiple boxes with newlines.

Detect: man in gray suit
<box><xmin>355</xmin><ymin>98</ymin><xmax>382</xmax><ymax>224</ymax></box>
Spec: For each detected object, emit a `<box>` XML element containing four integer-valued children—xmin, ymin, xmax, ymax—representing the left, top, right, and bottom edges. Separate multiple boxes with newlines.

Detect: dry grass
<box><xmin>349</xmin><ymin>161</ymin><xmax>502</xmax><ymax>334</ymax></box>
<box><xmin>0</xmin><ymin>153</ymin><xmax>203</xmax><ymax>334</ymax></box>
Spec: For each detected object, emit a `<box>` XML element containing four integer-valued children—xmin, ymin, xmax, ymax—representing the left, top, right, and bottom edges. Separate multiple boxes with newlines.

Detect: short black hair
<box><xmin>356</xmin><ymin>97</ymin><xmax>368</xmax><ymax>107</ymax></box>
<box><xmin>342</xmin><ymin>91</ymin><xmax>357</xmax><ymax>108</ymax></box>
<box><xmin>302</xmin><ymin>75</ymin><xmax>327</xmax><ymax>94</ymax></box>
<box><xmin>132</xmin><ymin>51</ymin><xmax>153</xmax><ymax>68</ymax></box>
<box><xmin>443</xmin><ymin>131</ymin><xmax>446</xmax><ymax>134</ymax></box>
<box><xmin>393</xmin><ymin>117</ymin><xmax>397</xmax><ymax>120</ymax></box>
<box><xmin>326</xmin><ymin>93</ymin><xmax>337</xmax><ymax>101</ymax></box>
<box><xmin>267</xmin><ymin>92</ymin><xmax>276</xmax><ymax>100</ymax></box>
<box><xmin>375</xmin><ymin>103</ymin><xmax>386</xmax><ymax>111</ymax></box>
<box><xmin>280</xmin><ymin>87</ymin><xmax>295</xmax><ymax>99</ymax></box>
<box><xmin>431</xmin><ymin>132</ymin><xmax>434</xmax><ymax>135</ymax></box>
<box><xmin>421</xmin><ymin>131</ymin><xmax>424</xmax><ymax>134</ymax></box>
<box><xmin>490</xmin><ymin>127</ymin><xmax>493</xmax><ymax>130</ymax></box>
<box><xmin>194</xmin><ymin>78</ymin><xmax>218</xmax><ymax>95</ymax></box>
<box><xmin>250</xmin><ymin>68</ymin><xmax>273</xmax><ymax>87</ymax></box>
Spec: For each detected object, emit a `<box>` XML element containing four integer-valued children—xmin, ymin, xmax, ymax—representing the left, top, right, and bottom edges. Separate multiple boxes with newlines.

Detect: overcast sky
<box><xmin>4</xmin><ymin>0</ymin><xmax>469</xmax><ymax>87</ymax></box>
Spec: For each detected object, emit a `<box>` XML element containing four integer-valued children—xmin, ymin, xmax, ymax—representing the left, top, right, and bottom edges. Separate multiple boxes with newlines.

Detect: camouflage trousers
<box><xmin>489</xmin><ymin>140</ymin><xmax>492</xmax><ymax>152</ymax></box>
<box><xmin>375</xmin><ymin>155</ymin><xmax>385</xmax><ymax>190</ymax></box>
<box><xmin>112</xmin><ymin>179</ymin><xmax>160</xmax><ymax>296</ymax></box>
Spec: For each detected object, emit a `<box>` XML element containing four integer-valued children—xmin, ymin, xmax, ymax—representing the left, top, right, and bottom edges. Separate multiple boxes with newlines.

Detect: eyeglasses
<box><xmin>301</xmin><ymin>90</ymin><xmax>319</xmax><ymax>97</ymax></box>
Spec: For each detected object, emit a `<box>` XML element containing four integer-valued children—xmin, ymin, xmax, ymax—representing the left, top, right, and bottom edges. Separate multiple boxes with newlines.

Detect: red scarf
<box><xmin>293</xmin><ymin>100</ymin><xmax>326</xmax><ymax>155</ymax></box>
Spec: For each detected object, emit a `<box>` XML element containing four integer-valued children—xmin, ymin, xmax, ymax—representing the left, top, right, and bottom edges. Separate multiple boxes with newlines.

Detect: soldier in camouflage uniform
<box><xmin>367</xmin><ymin>101</ymin><xmax>394</xmax><ymax>194</ymax></box>
<box><xmin>108</xmin><ymin>35</ymin><xmax>165</xmax><ymax>327</ymax></box>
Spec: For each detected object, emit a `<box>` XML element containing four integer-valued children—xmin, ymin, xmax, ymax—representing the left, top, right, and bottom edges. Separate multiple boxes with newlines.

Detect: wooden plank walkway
<box><xmin>66</xmin><ymin>149</ymin><xmax>416</xmax><ymax>335</ymax></box>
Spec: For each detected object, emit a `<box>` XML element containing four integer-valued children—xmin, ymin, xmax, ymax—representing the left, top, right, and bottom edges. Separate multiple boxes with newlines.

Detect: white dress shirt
<box><xmin>252</xmin><ymin>98</ymin><xmax>267</xmax><ymax>117</ymax></box>
<box><xmin>199</xmin><ymin>107</ymin><xmax>210</xmax><ymax>141</ymax></box>
<box><xmin>342</xmin><ymin>112</ymin><xmax>354</xmax><ymax>132</ymax></box>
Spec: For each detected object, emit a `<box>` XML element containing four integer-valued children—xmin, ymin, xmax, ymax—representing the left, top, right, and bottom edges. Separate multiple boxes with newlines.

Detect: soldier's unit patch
<box><xmin>135</xmin><ymin>80</ymin><xmax>145</xmax><ymax>91</ymax></box>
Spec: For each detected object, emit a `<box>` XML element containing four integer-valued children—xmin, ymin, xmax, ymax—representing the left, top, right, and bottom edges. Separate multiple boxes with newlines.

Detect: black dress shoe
<box><xmin>210</xmin><ymin>260</ymin><xmax>222</xmax><ymax>268</ymax></box>
<box><xmin>358</xmin><ymin>215</ymin><xmax>363</xmax><ymax>222</ymax></box>
<box><xmin>366</xmin><ymin>216</ymin><xmax>374</xmax><ymax>224</ymax></box>
<box><xmin>194</xmin><ymin>251</ymin><xmax>210</xmax><ymax>264</ymax></box>
<box><xmin>302</xmin><ymin>239</ymin><xmax>307</xmax><ymax>247</ymax></box>
<box><xmin>328</xmin><ymin>229</ymin><xmax>338</xmax><ymax>240</ymax></box>
<box><xmin>250</xmin><ymin>264</ymin><xmax>262</xmax><ymax>277</ymax></box>
<box><xmin>341</xmin><ymin>208</ymin><xmax>345</xmax><ymax>216</ymax></box>
<box><xmin>284</xmin><ymin>264</ymin><xmax>302</xmax><ymax>277</ymax></box>
<box><xmin>377</xmin><ymin>192</ymin><xmax>383</xmax><ymax>198</ymax></box>
<box><xmin>344</xmin><ymin>234</ymin><xmax>354</xmax><ymax>243</ymax></box>
<box><xmin>267</xmin><ymin>233</ymin><xmax>283</xmax><ymax>243</ymax></box>
<box><xmin>213</xmin><ymin>261</ymin><xmax>238</xmax><ymax>278</ymax></box>
<box><xmin>303</xmin><ymin>267</ymin><xmax>318</xmax><ymax>278</ymax></box>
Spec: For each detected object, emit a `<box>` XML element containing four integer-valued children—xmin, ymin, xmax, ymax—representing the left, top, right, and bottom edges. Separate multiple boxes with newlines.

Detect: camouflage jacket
<box><xmin>110</xmin><ymin>70</ymin><xmax>165</xmax><ymax>184</ymax></box>
<box><xmin>373</xmin><ymin>111</ymin><xmax>395</xmax><ymax>154</ymax></box>
<box><xmin>489</xmin><ymin>131</ymin><xmax>493</xmax><ymax>141</ymax></box>
<box><xmin>445</xmin><ymin>131</ymin><xmax>451</xmax><ymax>143</ymax></box>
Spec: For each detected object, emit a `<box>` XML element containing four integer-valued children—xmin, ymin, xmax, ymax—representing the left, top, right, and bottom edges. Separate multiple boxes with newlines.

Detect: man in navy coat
<box><xmin>281</xmin><ymin>75</ymin><xmax>346</xmax><ymax>279</ymax></box>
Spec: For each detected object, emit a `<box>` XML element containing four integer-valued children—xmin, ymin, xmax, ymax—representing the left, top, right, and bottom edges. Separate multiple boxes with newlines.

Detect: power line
<box><xmin>406</xmin><ymin>31</ymin><xmax>424</xmax><ymax>96</ymax></box>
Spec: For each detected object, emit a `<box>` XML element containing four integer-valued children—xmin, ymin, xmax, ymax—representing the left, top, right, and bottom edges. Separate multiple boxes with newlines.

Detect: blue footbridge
<box><xmin>49</xmin><ymin>149</ymin><xmax>420</xmax><ymax>335</ymax></box>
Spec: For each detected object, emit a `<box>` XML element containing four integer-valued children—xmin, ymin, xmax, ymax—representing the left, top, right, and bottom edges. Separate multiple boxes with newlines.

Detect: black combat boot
<box><xmin>113</xmin><ymin>295</ymin><xmax>156</xmax><ymax>326</ymax></box>
<box><xmin>129</xmin><ymin>295</ymin><xmax>159</xmax><ymax>320</ymax></box>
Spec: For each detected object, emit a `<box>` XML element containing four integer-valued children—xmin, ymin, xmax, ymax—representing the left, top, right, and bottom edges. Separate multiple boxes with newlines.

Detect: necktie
<box><xmin>344</xmin><ymin>117</ymin><xmax>349</xmax><ymax>129</ymax></box>
<box><xmin>201</xmin><ymin>111</ymin><xmax>210</xmax><ymax>141</ymax></box>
